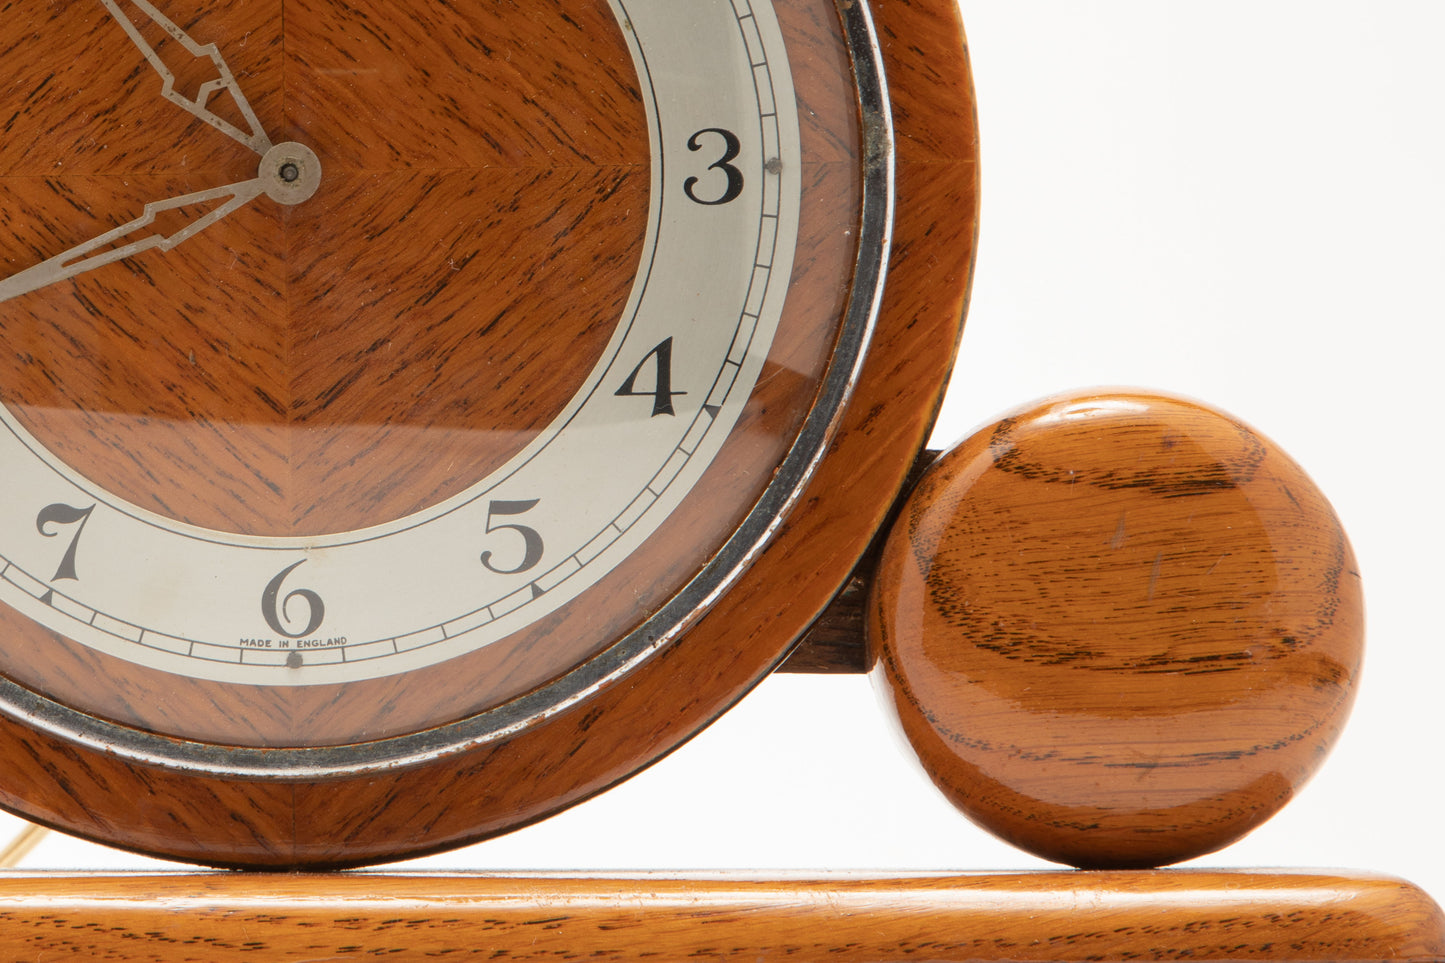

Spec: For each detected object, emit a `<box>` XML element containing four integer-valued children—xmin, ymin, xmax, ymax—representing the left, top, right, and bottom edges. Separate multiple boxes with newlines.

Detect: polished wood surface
<box><xmin>871</xmin><ymin>391</ymin><xmax>1364</xmax><ymax>870</ymax></box>
<box><xmin>0</xmin><ymin>0</ymin><xmax>860</xmax><ymax>748</ymax></box>
<box><xmin>0</xmin><ymin>0</ymin><xmax>979</xmax><ymax>867</ymax></box>
<box><xmin>0</xmin><ymin>871</ymin><xmax>1438</xmax><ymax>962</ymax></box>
<box><xmin>784</xmin><ymin>450</ymin><xmax>938</xmax><ymax>673</ymax></box>
<box><xmin>1</xmin><ymin>2</ymin><xmax>646</xmax><ymax>537</ymax></box>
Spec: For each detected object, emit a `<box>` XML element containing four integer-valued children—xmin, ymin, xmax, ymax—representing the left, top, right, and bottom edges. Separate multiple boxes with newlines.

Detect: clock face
<box><xmin>0</xmin><ymin>0</ymin><xmax>977</xmax><ymax>867</ymax></box>
<box><xmin>0</xmin><ymin>0</ymin><xmax>842</xmax><ymax>748</ymax></box>
<box><xmin>1</xmin><ymin>0</ymin><xmax>802</xmax><ymax>689</ymax></box>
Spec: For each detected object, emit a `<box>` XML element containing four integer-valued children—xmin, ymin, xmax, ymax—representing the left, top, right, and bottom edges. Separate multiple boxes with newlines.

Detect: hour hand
<box><xmin>0</xmin><ymin>178</ymin><xmax>265</xmax><ymax>304</ymax></box>
<box><xmin>99</xmin><ymin>0</ymin><xmax>273</xmax><ymax>155</ymax></box>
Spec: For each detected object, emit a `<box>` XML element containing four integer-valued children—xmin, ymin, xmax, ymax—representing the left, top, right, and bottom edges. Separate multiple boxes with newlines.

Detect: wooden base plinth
<box><xmin>0</xmin><ymin>870</ymin><xmax>1439</xmax><ymax>962</ymax></box>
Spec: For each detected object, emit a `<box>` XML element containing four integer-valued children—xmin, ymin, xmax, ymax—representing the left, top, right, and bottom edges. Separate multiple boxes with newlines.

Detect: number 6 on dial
<box><xmin>0</xmin><ymin>0</ymin><xmax>978</xmax><ymax>868</ymax></box>
<box><xmin>261</xmin><ymin>561</ymin><xmax>326</xmax><ymax>640</ymax></box>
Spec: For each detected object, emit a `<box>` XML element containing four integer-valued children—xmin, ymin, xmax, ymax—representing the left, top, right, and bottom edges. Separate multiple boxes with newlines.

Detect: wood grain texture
<box><xmin>870</xmin><ymin>391</ymin><xmax>1364</xmax><ymax>869</ymax></box>
<box><xmin>0</xmin><ymin>871</ymin><xmax>1439</xmax><ymax>962</ymax></box>
<box><xmin>783</xmin><ymin>450</ymin><xmax>940</xmax><ymax>673</ymax></box>
<box><xmin>0</xmin><ymin>0</ymin><xmax>661</xmax><ymax>745</ymax></box>
<box><xmin>0</xmin><ymin>0</ymin><xmax>978</xmax><ymax>867</ymax></box>
<box><xmin>1</xmin><ymin>1</ymin><xmax>646</xmax><ymax>536</ymax></box>
<box><xmin>0</xmin><ymin>0</ymin><xmax>861</xmax><ymax>750</ymax></box>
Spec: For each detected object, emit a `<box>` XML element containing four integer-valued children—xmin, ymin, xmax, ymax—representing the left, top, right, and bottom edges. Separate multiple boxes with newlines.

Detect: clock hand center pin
<box><xmin>259</xmin><ymin>142</ymin><xmax>323</xmax><ymax>206</ymax></box>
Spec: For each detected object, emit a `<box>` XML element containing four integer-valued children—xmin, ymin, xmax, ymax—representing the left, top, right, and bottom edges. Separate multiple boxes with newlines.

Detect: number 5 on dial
<box><xmin>481</xmin><ymin>500</ymin><xmax>545</xmax><ymax>576</ymax></box>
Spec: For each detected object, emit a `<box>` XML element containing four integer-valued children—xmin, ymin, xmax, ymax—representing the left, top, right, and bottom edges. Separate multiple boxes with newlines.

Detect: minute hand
<box><xmin>99</xmin><ymin>0</ymin><xmax>273</xmax><ymax>155</ymax></box>
<box><xmin>0</xmin><ymin>178</ymin><xmax>266</xmax><ymax>305</ymax></box>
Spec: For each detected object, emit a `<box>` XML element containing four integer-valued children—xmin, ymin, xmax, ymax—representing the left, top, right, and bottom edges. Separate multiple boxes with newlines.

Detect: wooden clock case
<box><xmin>0</xmin><ymin>2</ymin><xmax>1439</xmax><ymax>962</ymax></box>
<box><xmin>0</xmin><ymin>0</ymin><xmax>976</xmax><ymax>868</ymax></box>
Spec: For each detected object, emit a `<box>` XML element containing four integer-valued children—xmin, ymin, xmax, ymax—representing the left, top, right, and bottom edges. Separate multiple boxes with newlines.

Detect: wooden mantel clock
<box><xmin>0</xmin><ymin>0</ymin><xmax>945</xmax><ymax>868</ymax></box>
<box><xmin>0</xmin><ymin>0</ymin><xmax>1440</xmax><ymax>960</ymax></box>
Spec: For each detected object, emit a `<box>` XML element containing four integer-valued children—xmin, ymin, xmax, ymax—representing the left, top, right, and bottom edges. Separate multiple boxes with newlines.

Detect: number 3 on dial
<box><xmin>0</xmin><ymin>0</ymin><xmax>803</xmax><ymax>686</ymax></box>
<box><xmin>685</xmin><ymin>128</ymin><xmax>745</xmax><ymax>206</ymax></box>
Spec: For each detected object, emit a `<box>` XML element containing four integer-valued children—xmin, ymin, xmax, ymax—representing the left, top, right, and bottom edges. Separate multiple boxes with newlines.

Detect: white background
<box><xmin>7</xmin><ymin>1</ymin><xmax>1442</xmax><ymax>907</ymax></box>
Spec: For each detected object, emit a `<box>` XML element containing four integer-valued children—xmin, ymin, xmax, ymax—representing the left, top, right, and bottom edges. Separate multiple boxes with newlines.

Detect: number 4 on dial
<box><xmin>616</xmin><ymin>337</ymin><xmax>687</xmax><ymax>417</ymax></box>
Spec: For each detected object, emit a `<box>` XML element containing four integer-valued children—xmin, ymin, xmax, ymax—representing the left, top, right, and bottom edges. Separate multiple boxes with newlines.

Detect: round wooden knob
<box><xmin>869</xmin><ymin>390</ymin><xmax>1363</xmax><ymax>869</ymax></box>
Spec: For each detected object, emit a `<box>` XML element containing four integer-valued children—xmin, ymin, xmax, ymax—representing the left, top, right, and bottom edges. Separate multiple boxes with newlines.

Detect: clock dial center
<box><xmin>0</xmin><ymin>0</ymin><xmax>821</xmax><ymax>700</ymax></box>
<box><xmin>0</xmin><ymin>0</ymin><xmax>983</xmax><ymax>872</ymax></box>
<box><xmin>260</xmin><ymin>142</ymin><xmax>322</xmax><ymax>205</ymax></box>
<box><xmin>0</xmin><ymin>0</ymin><xmax>882</xmax><ymax>763</ymax></box>
<box><xmin>0</xmin><ymin>1</ymin><xmax>649</xmax><ymax>539</ymax></box>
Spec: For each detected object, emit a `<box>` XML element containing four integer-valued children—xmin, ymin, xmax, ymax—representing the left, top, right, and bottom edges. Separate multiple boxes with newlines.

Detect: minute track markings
<box><xmin>0</xmin><ymin>0</ymin><xmax>906</xmax><ymax>838</ymax></box>
<box><xmin>0</xmin><ymin>0</ymin><xmax>802</xmax><ymax>681</ymax></box>
<box><xmin>2</xmin><ymin>4</ymin><xmax>780</xmax><ymax>553</ymax></box>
